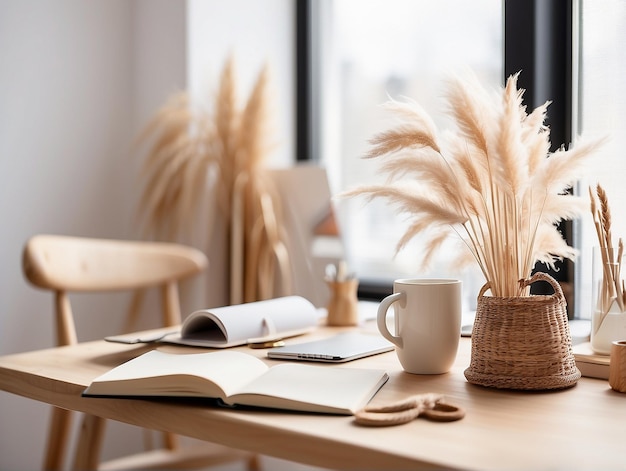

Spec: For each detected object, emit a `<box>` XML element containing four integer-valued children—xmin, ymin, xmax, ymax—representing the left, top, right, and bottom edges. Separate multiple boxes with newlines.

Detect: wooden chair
<box><xmin>22</xmin><ymin>234</ymin><xmax>259</xmax><ymax>471</ymax></box>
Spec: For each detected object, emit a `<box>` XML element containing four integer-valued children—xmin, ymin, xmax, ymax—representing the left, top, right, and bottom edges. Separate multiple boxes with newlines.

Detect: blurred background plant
<box><xmin>136</xmin><ymin>56</ymin><xmax>291</xmax><ymax>305</ymax></box>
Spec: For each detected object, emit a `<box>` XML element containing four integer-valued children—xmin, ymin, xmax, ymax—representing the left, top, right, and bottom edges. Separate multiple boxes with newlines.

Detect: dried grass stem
<box><xmin>347</xmin><ymin>72</ymin><xmax>605</xmax><ymax>296</ymax></box>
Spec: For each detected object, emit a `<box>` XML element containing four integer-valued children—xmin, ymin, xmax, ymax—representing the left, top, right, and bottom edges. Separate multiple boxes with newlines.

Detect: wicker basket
<box><xmin>464</xmin><ymin>272</ymin><xmax>581</xmax><ymax>390</ymax></box>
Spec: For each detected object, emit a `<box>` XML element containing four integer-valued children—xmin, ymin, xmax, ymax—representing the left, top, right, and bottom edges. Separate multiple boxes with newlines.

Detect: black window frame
<box><xmin>296</xmin><ymin>0</ymin><xmax>575</xmax><ymax>312</ymax></box>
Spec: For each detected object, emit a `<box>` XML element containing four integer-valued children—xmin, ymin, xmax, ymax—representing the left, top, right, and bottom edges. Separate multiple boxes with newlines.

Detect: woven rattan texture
<box><xmin>464</xmin><ymin>272</ymin><xmax>581</xmax><ymax>390</ymax></box>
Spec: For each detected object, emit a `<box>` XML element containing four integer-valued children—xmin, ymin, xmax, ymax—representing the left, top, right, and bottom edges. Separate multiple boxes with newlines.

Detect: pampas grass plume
<box><xmin>347</xmin><ymin>71</ymin><xmax>606</xmax><ymax>297</ymax></box>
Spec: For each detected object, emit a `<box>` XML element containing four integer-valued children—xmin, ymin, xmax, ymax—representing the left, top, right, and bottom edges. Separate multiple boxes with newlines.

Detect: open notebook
<box><xmin>106</xmin><ymin>296</ymin><xmax>318</xmax><ymax>348</ymax></box>
<box><xmin>267</xmin><ymin>332</ymin><xmax>394</xmax><ymax>363</ymax></box>
<box><xmin>83</xmin><ymin>349</ymin><xmax>388</xmax><ymax>415</ymax></box>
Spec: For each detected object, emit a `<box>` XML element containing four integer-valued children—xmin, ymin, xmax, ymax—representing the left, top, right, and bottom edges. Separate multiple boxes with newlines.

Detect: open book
<box><xmin>83</xmin><ymin>350</ymin><xmax>388</xmax><ymax>415</ymax></box>
<box><xmin>106</xmin><ymin>296</ymin><xmax>319</xmax><ymax>348</ymax></box>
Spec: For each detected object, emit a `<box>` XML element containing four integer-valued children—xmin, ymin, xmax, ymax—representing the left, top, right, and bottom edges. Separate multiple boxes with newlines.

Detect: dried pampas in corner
<box><xmin>136</xmin><ymin>56</ymin><xmax>291</xmax><ymax>304</ymax></box>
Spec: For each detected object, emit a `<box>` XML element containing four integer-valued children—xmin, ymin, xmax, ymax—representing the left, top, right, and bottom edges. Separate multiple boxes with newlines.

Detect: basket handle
<box><xmin>478</xmin><ymin>281</ymin><xmax>492</xmax><ymax>298</ymax></box>
<box><xmin>520</xmin><ymin>272</ymin><xmax>565</xmax><ymax>301</ymax></box>
<box><xmin>477</xmin><ymin>272</ymin><xmax>564</xmax><ymax>300</ymax></box>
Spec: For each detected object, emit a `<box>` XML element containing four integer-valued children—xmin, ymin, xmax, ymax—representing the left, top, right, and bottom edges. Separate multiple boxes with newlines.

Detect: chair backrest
<box><xmin>22</xmin><ymin>234</ymin><xmax>208</xmax><ymax>346</ymax></box>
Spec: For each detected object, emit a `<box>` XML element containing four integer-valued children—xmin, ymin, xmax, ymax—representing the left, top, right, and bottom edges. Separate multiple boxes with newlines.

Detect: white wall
<box><xmin>0</xmin><ymin>1</ymin><xmax>296</xmax><ymax>469</ymax></box>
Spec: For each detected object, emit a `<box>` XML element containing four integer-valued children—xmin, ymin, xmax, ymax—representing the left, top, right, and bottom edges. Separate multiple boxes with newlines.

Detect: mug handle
<box><xmin>377</xmin><ymin>292</ymin><xmax>405</xmax><ymax>348</ymax></box>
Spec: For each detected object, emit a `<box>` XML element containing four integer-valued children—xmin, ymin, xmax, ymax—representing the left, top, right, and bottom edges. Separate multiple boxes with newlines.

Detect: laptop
<box><xmin>267</xmin><ymin>332</ymin><xmax>394</xmax><ymax>363</ymax></box>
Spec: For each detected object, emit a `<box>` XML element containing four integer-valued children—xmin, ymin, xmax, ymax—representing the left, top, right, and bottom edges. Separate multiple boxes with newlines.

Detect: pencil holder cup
<box><xmin>591</xmin><ymin>247</ymin><xmax>626</xmax><ymax>354</ymax></box>
<box><xmin>609</xmin><ymin>340</ymin><xmax>626</xmax><ymax>393</ymax></box>
<box><xmin>326</xmin><ymin>278</ymin><xmax>359</xmax><ymax>326</ymax></box>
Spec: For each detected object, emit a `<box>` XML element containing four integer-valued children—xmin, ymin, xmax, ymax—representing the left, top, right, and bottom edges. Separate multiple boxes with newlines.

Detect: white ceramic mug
<box><xmin>377</xmin><ymin>279</ymin><xmax>462</xmax><ymax>374</ymax></box>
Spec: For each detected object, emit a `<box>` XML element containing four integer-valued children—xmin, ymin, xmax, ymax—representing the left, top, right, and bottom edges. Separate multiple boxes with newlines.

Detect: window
<box><xmin>301</xmin><ymin>0</ymin><xmax>619</xmax><ymax>323</ymax></box>
<box><xmin>575</xmin><ymin>0</ymin><xmax>626</xmax><ymax>320</ymax></box>
<box><xmin>304</xmin><ymin>0</ymin><xmax>503</xmax><ymax>306</ymax></box>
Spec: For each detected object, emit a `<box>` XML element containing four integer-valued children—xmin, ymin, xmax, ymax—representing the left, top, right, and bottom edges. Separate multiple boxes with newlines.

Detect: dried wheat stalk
<box><xmin>590</xmin><ymin>184</ymin><xmax>625</xmax><ymax>324</ymax></box>
<box><xmin>346</xmin><ymin>72</ymin><xmax>606</xmax><ymax>297</ymax></box>
<box><xmin>136</xmin><ymin>57</ymin><xmax>291</xmax><ymax>303</ymax></box>
<box><xmin>136</xmin><ymin>92</ymin><xmax>217</xmax><ymax>240</ymax></box>
<box><xmin>235</xmin><ymin>64</ymin><xmax>290</xmax><ymax>303</ymax></box>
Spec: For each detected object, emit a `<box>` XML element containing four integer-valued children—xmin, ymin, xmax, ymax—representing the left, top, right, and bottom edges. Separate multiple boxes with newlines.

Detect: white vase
<box><xmin>591</xmin><ymin>246</ymin><xmax>626</xmax><ymax>354</ymax></box>
<box><xmin>591</xmin><ymin>308</ymin><xmax>626</xmax><ymax>355</ymax></box>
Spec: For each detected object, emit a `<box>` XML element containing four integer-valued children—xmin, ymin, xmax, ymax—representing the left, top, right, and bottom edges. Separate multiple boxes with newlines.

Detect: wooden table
<box><xmin>1</xmin><ymin>322</ymin><xmax>625</xmax><ymax>470</ymax></box>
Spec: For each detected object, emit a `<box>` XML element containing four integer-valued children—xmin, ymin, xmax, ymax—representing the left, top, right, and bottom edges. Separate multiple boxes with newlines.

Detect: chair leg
<box><xmin>72</xmin><ymin>414</ymin><xmax>106</xmax><ymax>471</ymax></box>
<box><xmin>43</xmin><ymin>407</ymin><xmax>73</xmax><ymax>471</ymax></box>
<box><xmin>247</xmin><ymin>454</ymin><xmax>261</xmax><ymax>471</ymax></box>
<box><xmin>162</xmin><ymin>431</ymin><xmax>179</xmax><ymax>450</ymax></box>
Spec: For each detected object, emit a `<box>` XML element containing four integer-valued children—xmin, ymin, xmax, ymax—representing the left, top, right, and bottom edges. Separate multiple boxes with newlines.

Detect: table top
<box><xmin>1</xmin><ymin>321</ymin><xmax>625</xmax><ymax>470</ymax></box>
